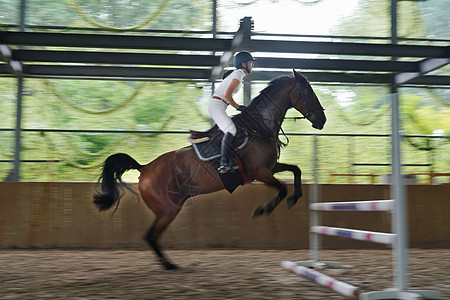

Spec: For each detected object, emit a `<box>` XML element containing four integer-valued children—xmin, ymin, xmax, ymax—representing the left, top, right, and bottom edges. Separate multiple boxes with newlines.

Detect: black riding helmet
<box><xmin>233</xmin><ymin>51</ymin><xmax>255</xmax><ymax>73</ymax></box>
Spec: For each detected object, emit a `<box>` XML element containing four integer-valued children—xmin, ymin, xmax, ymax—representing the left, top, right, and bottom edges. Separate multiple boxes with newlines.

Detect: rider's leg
<box><xmin>208</xmin><ymin>99</ymin><xmax>238</xmax><ymax>173</ymax></box>
<box><xmin>218</xmin><ymin>132</ymin><xmax>237</xmax><ymax>173</ymax></box>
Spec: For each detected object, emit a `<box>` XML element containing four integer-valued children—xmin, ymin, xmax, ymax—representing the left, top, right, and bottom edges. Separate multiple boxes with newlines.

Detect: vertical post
<box><xmin>12</xmin><ymin>0</ymin><xmax>26</xmax><ymax>181</ymax></box>
<box><xmin>348</xmin><ymin>136</ymin><xmax>354</xmax><ymax>184</ymax></box>
<box><xmin>212</xmin><ymin>0</ymin><xmax>217</xmax><ymax>39</ymax></box>
<box><xmin>19</xmin><ymin>0</ymin><xmax>26</xmax><ymax>31</ymax></box>
<box><xmin>309</xmin><ymin>135</ymin><xmax>321</xmax><ymax>262</ymax></box>
<box><xmin>391</xmin><ymin>0</ymin><xmax>408</xmax><ymax>292</ymax></box>
<box><xmin>12</xmin><ymin>77</ymin><xmax>24</xmax><ymax>181</ymax></box>
<box><xmin>391</xmin><ymin>0</ymin><xmax>398</xmax><ymax>45</ymax></box>
<box><xmin>240</xmin><ymin>17</ymin><xmax>253</xmax><ymax>107</ymax></box>
<box><xmin>429</xmin><ymin>138</ymin><xmax>434</xmax><ymax>176</ymax></box>
<box><xmin>391</xmin><ymin>92</ymin><xmax>408</xmax><ymax>292</ymax></box>
<box><xmin>243</xmin><ymin>79</ymin><xmax>251</xmax><ymax>106</ymax></box>
<box><xmin>210</xmin><ymin>0</ymin><xmax>217</xmax><ymax>125</ymax></box>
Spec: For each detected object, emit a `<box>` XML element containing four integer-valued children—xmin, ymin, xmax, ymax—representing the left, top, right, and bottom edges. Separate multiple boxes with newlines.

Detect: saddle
<box><xmin>188</xmin><ymin>126</ymin><xmax>219</xmax><ymax>144</ymax></box>
<box><xmin>188</xmin><ymin>126</ymin><xmax>250</xmax><ymax>193</ymax></box>
<box><xmin>190</xmin><ymin>126</ymin><xmax>248</xmax><ymax>161</ymax></box>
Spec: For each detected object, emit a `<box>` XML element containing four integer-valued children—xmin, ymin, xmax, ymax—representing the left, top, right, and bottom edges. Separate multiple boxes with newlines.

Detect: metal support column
<box><xmin>212</xmin><ymin>0</ymin><xmax>217</xmax><ymax>39</ymax></box>
<box><xmin>209</xmin><ymin>0</ymin><xmax>217</xmax><ymax>126</ymax></box>
<box><xmin>388</xmin><ymin>2</ymin><xmax>440</xmax><ymax>298</ymax></box>
<box><xmin>390</xmin><ymin>90</ymin><xmax>408</xmax><ymax>292</ymax></box>
<box><xmin>390</xmin><ymin>0</ymin><xmax>408</xmax><ymax>291</ymax></box>
<box><xmin>12</xmin><ymin>0</ymin><xmax>27</xmax><ymax>181</ymax></box>
<box><xmin>12</xmin><ymin>77</ymin><xmax>23</xmax><ymax>181</ymax></box>
<box><xmin>241</xmin><ymin>17</ymin><xmax>253</xmax><ymax>107</ymax></box>
<box><xmin>243</xmin><ymin>79</ymin><xmax>251</xmax><ymax>106</ymax></box>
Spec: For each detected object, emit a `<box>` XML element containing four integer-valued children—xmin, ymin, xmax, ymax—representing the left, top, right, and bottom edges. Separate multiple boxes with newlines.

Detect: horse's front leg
<box><xmin>272</xmin><ymin>162</ymin><xmax>302</xmax><ymax>209</ymax></box>
<box><xmin>251</xmin><ymin>169</ymin><xmax>287</xmax><ymax>218</ymax></box>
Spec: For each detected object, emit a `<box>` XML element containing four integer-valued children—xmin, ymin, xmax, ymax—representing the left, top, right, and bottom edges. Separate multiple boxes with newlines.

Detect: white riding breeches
<box><xmin>208</xmin><ymin>98</ymin><xmax>237</xmax><ymax>136</ymax></box>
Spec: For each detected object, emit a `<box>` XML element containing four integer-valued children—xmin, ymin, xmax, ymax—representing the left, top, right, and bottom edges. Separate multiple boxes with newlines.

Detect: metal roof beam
<box><xmin>13</xmin><ymin>49</ymin><xmax>220</xmax><ymax>66</ymax></box>
<box><xmin>249</xmin><ymin>39</ymin><xmax>449</xmax><ymax>58</ymax></box>
<box><xmin>250</xmin><ymin>71</ymin><xmax>391</xmax><ymax>84</ymax></box>
<box><xmin>0</xmin><ymin>64</ymin><xmax>446</xmax><ymax>85</ymax></box>
<box><xmin>22</xmin><ymin>64</ymin><xmax>211</xmax><ymax>79</ymax></box>
<box><xmin>2</xmin><ymin>31</ymin><xmax>448</xmax><ymax>59</ymax></box>
<box><xmin>0</xmin><ymin>31</ymin><xmax>231</xmax><ymax>51</ymax></box>
<box><xmin>250</xmin><ymin>71</ymin><xmax>450</xmax><ymax>86</ymax></box>
<box><xmin>255</xmin><ymin>57</ymin><xmax>418</xmax><ymax>72</ymax></box>
<box><xmin>14</xmin><ymin>50</ymin><xmax>420</xmax><ymax>73</ymax></box>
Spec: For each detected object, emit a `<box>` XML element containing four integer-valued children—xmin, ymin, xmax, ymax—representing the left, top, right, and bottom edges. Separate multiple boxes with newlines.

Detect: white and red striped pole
<box><xmin>281</xmin><ymin>261</ymin><xmax>360</xmax><ymax>299</ymax></box>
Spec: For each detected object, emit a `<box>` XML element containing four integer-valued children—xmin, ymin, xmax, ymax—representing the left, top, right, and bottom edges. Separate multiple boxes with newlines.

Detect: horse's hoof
<box><xmin>286</xmin><ymin>196</ymin><xmax>298</xmax><ymax>210</ymax></box>
<box><xmin>251</xmin><ymin>206</ymin><xmax>264</xmax><ymax>218</ymax></box>
<box><xmin>163</xmin><ymin>262</ymin><xmax>179</xmax><ymax>271</ymax></box>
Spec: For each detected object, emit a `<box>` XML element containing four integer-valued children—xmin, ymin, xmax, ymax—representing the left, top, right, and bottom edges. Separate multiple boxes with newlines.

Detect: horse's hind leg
<box><xmin>272</xmin><ymin>163</ymin><xmax>302</xmax><ymax>209</ymax></box>
<box><xmin>251</xmin><ymin>169</ymin><xmax>287</xmax><ymax>218</ymax></box>
<box><xmin>144</xmin><ymin>206</ymin><xmax>181</xmax><ymax>270</ymax></box>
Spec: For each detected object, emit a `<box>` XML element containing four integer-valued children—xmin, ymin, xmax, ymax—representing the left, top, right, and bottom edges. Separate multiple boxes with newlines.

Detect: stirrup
<box><xmin>218</xmin><ymin>164</ymin><xmax>238</xmax><ymax>174</ymax></box>
<box><xmin>218</xmin><ymin>165</ymin><xmax>231</xmax><ymax>174</ymax></box>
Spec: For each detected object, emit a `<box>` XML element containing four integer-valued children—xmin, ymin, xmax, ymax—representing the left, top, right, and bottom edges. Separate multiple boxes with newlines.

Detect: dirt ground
<box><xmin>0</xmin><ymin>249</ymin><xmax>448</xmax><ymax>300</ymax></box>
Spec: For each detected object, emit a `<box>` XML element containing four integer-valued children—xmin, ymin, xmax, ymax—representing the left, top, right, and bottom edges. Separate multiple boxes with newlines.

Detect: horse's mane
<box><xmin>232</xmin><ymin>75</ymin><xmax>295</xmax><ymax>142</ymax></box>
<box><xmin>266</xmin><ymin>75</ymin><xmax>292</xmax><ymax>91</ymax></box>
<box><xmin>231</xmin><ymin>73</ymin><xmax>312</xmax><ymax>145</ymax></box>
<box><xmin>247</xmin><ymin>75</ymin><xmax>292</xmax><ymax>109</ymax></box>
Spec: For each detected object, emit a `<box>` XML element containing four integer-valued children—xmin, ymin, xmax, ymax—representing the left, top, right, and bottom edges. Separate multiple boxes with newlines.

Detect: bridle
<box><xmin>238</xmin><ymin>75</ymin><xmax>323</xmax><ymax>146</ymax></box>
<box><xmin>292</xmin><ymin>78</ymin><xmax>323</xmax><ymax>122</ymax></box>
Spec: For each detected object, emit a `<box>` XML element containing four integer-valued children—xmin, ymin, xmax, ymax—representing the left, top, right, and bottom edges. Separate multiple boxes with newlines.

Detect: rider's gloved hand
<box><xmin>237</xmin><ymin>105</ymin><xmax>247</xmax><ymax>112</ymax></box>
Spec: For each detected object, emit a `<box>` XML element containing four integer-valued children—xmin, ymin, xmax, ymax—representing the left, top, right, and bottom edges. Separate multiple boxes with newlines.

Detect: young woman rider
<box><xmin>208</xmin><ymin>51</ymin><xmax>255</xmax><ymax>173</ymax></box>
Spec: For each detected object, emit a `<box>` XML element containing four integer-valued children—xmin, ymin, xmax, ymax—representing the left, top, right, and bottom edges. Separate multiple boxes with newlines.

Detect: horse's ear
<box><xmin>293</xmin><ymin>69</ymin><xmax>309</xmax><ymax>85</ymax></box>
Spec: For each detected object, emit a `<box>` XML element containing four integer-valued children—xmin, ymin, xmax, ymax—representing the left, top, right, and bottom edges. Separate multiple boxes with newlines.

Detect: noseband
<box><xmin>293</xmin><ymin>79</ymin><xmax>323</xmax><ymax>122</ymax></box>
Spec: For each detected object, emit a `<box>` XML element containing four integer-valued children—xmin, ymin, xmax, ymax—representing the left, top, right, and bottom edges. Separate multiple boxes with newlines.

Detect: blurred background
<box><xmin>0</xmin><ymin>0</ymin><xmax>448</xmax><ymax>184</ymax></box>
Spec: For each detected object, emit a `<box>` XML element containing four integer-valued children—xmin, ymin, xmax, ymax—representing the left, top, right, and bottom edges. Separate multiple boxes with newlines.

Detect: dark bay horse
<box><xmin>93</xmin><ymin>70</ymin><xmax>326</xmax><ymax>270</ymax></box>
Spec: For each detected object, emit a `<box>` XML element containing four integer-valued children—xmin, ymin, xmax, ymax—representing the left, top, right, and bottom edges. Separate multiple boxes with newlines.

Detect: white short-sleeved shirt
<box><xmin>212</xmin><ymin>69</ymin><xmax>245</xmax><ymax>103</ymax></box>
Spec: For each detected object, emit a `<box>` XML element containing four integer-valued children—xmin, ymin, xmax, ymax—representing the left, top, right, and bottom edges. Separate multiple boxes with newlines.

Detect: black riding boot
<box><xmin>218</xmin><ymin>133</ymin><xmax>236</xmax><ymax>173</ymax></box>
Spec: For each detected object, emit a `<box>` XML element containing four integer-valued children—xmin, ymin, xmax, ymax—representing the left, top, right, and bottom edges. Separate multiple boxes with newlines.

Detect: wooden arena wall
<box><xmin>0</xmin><ymin>182</ymin><xmax>448</xmax><ymax>249</ymax></box>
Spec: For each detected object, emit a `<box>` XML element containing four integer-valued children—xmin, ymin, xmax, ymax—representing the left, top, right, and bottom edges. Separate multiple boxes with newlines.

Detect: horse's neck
<box><xmin>246</xmin><ymin>90</ymin><xmax>291</xmax><ymax>137</ymax></box>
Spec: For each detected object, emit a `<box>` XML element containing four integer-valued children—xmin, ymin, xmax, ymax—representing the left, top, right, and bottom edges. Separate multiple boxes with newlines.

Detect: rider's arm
<box><xmin>224</xmin><ymin>78</ymin><xmax>241</xmax><ymax>109</ymax></box>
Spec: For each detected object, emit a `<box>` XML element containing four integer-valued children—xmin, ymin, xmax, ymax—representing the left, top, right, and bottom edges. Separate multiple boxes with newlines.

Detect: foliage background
<box><xmin>0</xmin><ymin>0</ymin><xmax>448</xmax><ymax>183</ymax></box>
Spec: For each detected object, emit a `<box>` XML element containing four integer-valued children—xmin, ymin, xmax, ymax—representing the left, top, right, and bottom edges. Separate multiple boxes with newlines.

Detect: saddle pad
<box><xmin>192</xmin><ymin>134</ymin><xmax>248</xmax><ymax>162</ymax></box>
<box><xmin>192</xmin><ymin>131</ymin><xmax>250</xmax><ymax>193</ymax></box>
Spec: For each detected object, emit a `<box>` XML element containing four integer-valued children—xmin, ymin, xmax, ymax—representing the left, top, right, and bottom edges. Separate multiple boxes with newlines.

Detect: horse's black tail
<box><xmin>93</xmin><ymin>153</ymin><xmax>143</xmax><ymax>211</ymax></box>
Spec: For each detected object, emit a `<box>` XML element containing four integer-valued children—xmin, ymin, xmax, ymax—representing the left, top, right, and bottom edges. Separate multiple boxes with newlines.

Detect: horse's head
<box><xmin>291</xmin><ymin>70</ymin><xmax>326</xmax><ymax>130</ymax></box>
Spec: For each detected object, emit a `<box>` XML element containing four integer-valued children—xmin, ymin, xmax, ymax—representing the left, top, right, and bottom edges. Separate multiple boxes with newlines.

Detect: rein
<box><xmin>285</xmin><ymin>116</ymin><xmax>306</xmax><ymax>121</ymax></box>
<box><xmin>238</xmin><ymin>93</ymin><xmax>280</xmax><ymax>138</ymax></box>
<box><xmin>239</xmin><ymin>85</ymin><xmax>294</xmax><ymax>147</ymax></box>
